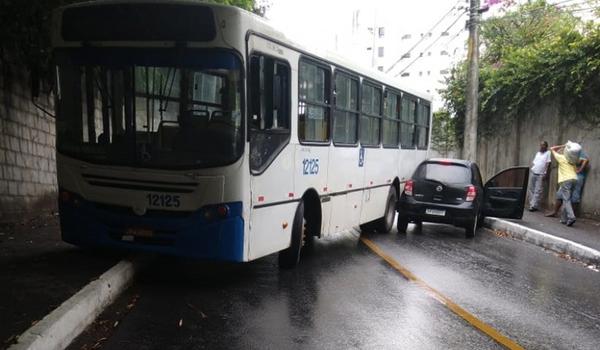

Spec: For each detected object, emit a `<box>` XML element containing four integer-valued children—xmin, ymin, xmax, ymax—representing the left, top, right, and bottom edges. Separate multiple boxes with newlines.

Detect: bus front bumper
<box><xmin>59</xmin><ymin>198</ymin><xmax>245</xmax><ymax>262</ymax></box>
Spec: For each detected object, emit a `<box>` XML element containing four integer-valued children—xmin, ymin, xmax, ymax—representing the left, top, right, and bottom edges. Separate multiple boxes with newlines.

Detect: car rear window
<box><xmin>413</xmin><ymin>162</ymin><xmax>471</xmax><ymax>184</ymax></box>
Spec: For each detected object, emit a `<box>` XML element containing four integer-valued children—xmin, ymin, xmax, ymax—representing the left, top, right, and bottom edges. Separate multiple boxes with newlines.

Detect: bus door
<box><xmin>246</xmin><ymin>35</ymin><xmax>296</xmax><ymax>260</ymax></box>
<box><xmin>326</xmin><ymin>71</ymin><xmax>364</xmax><ymax>234</ymax></box>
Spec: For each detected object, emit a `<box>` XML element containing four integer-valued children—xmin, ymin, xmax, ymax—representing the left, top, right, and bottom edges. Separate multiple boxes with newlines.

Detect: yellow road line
<box><xmin>360</xmin><ymin>236</ymin><xmax>525</xmax><ymax>350</ymax></box>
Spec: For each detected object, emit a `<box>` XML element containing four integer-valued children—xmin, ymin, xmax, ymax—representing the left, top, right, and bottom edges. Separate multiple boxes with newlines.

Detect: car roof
<box><xmin>425</xmin><ymin>158</ymin><xmax>474</xmax><ymax>167</ymax></box>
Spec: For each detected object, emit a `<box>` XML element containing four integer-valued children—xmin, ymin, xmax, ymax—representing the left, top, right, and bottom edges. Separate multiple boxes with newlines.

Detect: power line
<box><xmin>442</xmin><ymin>28</ymin><xmax>467</xmax><ymax>49</ymax></box>
<box><xmin>394</xmin><ymin>9</ymin><xmax>468</xmax><ymax>77</ymax></box>
<box><xmin>385</xmin><ymin>0</ymin><xmax>464</xmax><ymax>74</ymax></box>
<box><xmin>570</xmin><ymin>5</ymin><xmax>600</xmax><ymax>13</ymax></box>
<box><xmin>558</xmin><ymin>0</ymin><xmax>600</xmax><ymax>11</ymax></box>
<box><xmin>501</xmin><ymin>0</ymin><xmax>599</xmax><ymax>17</ymax></box>
<box><xmin>550</xmin><ymin>0</ymin><xmax>588</xmax><ymax>7</ymax></box>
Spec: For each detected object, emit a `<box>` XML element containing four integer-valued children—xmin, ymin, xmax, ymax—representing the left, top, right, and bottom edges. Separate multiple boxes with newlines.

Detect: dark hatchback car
<box><xmin>397</xmin><ymin>159</ymin><xmax>529</xmax><ymax>237</ymax></box>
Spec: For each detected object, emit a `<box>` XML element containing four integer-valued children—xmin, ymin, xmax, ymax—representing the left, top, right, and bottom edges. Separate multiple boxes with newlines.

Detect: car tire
<box><xmin>279</xmin><ymin>201</ymin><xmax>305</xmax><ymax>269</ymax></box>
<box><xmin>477</xmin><ymin>213</ymin><xmax>485</xmax><ymax>228</ymax></box>
<box><xmin>397</xmin><ymin>214</ymin><xmax>409</xmax><ymax>233</ymax></box>
<box><xmin>465</xmin><ymin>214</ymin><xmax>477</xmax><ymax>238</ymax></box>
<box><xmin>414</xmin><ymin>220</ymin><xmax>423</xmax><ymax>234</ymax></box>
<box><xmin>375</xmin><ymin>187</ymin><xmax>397</xmax><ymax>233</ymax></box>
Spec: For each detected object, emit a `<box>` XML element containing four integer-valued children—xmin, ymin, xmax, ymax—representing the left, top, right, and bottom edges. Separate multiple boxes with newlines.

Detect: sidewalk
<box><xmin>0</xmin><ymin>213</ymin><xmax>123</xmax><ymax>349</ymax></box>
<box><xmin>509</xmin><ymin>211</ymin><xmax>600</xmax><ymax>252</ymax></box>
<box><xmin>484</xmin><ymin>210</ymin><xmax>600</xmax><ymax>266</ymax></box>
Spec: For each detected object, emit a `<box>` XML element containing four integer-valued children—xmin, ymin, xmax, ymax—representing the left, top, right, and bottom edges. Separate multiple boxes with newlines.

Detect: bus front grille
<box><xmin>82</xmin><ymin>174</ymin><xmax>197</xmax><ymax>194</ymax></box>
<box><xmin>93</xmin><ymin>202</ymin><xmax>193</xmax><ymax>218</ymax></box>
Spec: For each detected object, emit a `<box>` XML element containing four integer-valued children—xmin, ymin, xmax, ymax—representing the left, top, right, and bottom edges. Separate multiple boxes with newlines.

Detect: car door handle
<box><xmin>489</xmin><ymin>195</ymin><xmax>516</xmax><ymax>203</ymax></box>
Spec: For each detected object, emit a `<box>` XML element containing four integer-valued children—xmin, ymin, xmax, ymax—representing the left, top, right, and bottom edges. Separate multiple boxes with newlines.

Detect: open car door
<box><xmin>482</xmin><ymin>167</ymin><xmax>529</xmax><ymax>219</ymax></box>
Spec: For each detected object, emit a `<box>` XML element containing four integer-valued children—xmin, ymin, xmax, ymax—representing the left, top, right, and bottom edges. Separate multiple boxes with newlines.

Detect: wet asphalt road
<box><xmin>69</xmin><ymin>222</ymin><xmax>600</xmax><ymax>350</ymax></box>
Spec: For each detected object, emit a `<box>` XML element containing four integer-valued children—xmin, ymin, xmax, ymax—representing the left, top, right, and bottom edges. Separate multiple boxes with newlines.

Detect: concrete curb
<box><xmin>484</xmin><ymin>217</ymin><xmax>600</xmax><ymax>265</ymax></box>
<box><xmin>9</xmin><ymin>258</ymin><xmax>139</xmax><ymax>350</ymax></box>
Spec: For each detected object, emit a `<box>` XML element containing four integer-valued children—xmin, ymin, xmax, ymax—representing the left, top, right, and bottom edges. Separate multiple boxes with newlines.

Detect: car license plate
<box><xmin>425</xmin><ymin>208</ymin><xmax>446</xmax><ymax>216</ymax></box>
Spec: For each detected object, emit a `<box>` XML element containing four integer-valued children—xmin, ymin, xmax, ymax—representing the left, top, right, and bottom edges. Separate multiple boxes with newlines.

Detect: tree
<box><xmin>204</xmin><ymin>0</ymin><xmax>254</xmax><ymax>11</ymax></box>
<box><xmin>440</xmin><ymin>0</ymin><xmax>600</xmax><ymax>141</ymax></box>
<box><xmin>431</xmin><ymin>109</ymin><xmax>458</xmax><ymax>157</ymax></box>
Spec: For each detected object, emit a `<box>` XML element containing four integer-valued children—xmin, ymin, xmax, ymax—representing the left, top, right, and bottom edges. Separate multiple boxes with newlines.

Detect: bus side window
<box><xmin>298</xmin><ymin>59</ymin><xmax>331</xmax><ymax>143</ymax></box>
<box><xmin>249</xmin><ymin>56</ymin><xmax>290</xmax><ymax>131</ymax></box>
<box><xmin>400</xmin><ymin>96</ymin><xmax>416</xmax><ymax>149</ymax></box>
<box><xmin>359</xmin><ymin>82</ymin><xmax>382</xmax><ymax>146</ymax></box>
<box><xmin>249</xmin><ymin>54</ymin><xmax>291</xmax><ymax>173</ymax></box>
<box><xmin>416</xmin><ymin>103</ymin><xmax>430</xmax><ymax>150</ymax></box>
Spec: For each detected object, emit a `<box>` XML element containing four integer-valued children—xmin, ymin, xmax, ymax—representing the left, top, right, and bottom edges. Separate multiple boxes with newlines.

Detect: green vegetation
<box><xmin>205</xmin><ymin>0</ymin><xmax>254</xmax><ymax>11</ymax></box>
<box><xmin>440</xmin><ymin>0</ymin><xmax>600</xmax><ymax>145</ymax></box>
<box><xmin>431</xmin><ymin>110</ymin><xmax>458</xmax><ymax>156</ymax></box>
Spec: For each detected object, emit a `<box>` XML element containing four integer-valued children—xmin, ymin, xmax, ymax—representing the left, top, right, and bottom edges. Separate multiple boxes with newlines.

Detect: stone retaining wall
<box><xmin>0</xmin><ymin>64</ymin><xmax>57</xmax><ymax>222</ymax></box>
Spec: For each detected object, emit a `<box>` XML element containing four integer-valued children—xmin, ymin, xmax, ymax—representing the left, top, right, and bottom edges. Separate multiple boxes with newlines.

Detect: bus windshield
<box><xmin>55</xmin><ymin>49</ymin><xmax>243</xmax><ymax>169</ymax></box>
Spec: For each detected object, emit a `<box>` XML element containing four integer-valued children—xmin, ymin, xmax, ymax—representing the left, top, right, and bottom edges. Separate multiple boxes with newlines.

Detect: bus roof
<box><xmin>55</xmin><ymin>0</ymin><xmax>432</xmax><ymax>101</ymax></box>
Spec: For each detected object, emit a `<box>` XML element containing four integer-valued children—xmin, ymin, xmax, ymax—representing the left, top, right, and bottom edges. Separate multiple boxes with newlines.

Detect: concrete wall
<box><xmin>477</xmin><ymin>102</ymin><xmax>600</xmax><ymax>219</ymax></box>
<box><xmin>0</xmin><ymin>64</ymin><xmax>57</xmax><ymax>223</ymax></box>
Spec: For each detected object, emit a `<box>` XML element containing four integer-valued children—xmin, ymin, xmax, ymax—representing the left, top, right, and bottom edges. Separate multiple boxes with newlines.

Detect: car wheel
<box><xmin>414</xmin><ymin>220</ymin><xmax>423</xmax><ymax>234</ymax></box>
<box><xmin>375</xmin><ymin>187</ymin><xmax>397</xmax><ymax>233</ymax></box>
<box><xmin>465</xmin><ymin>214</ymin><xmax>477</xmax><ymax>238</ymax></box>
<box><xmin>397</xmin><ymin>214</ymin><xmax>409</xmax><ymax>233</ymax></box>
<box><xmin>279</xmin><ymin>201</ymin><xmax>305</xmax><ymax>269</ymax></box>
<box><xmin>477</xmin><ymin>213</ymin><xmax>485</xmax><ymax>228</ymax></box>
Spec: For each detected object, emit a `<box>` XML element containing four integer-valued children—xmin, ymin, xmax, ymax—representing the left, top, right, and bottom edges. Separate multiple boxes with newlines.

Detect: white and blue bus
<box><xmin>52</xmin><ymin>1</ymin><xmax>432</xmax><ymax>268</ymax></box>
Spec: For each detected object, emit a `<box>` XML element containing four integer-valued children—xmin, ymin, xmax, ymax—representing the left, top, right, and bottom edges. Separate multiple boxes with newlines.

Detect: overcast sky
<box><xmin>262</xmin><ymin>0</ymin><xmax>596</xmax><ymax>109</ymax></box>
<box><xmin>265</xmin><ymin>0</ymin><xmax>462</xmax><ymax>51</ymax></box>
<box><xmin>263</xmin><ymin>0</ymin><xmax>596</xmax><ymax>62</ymax></box>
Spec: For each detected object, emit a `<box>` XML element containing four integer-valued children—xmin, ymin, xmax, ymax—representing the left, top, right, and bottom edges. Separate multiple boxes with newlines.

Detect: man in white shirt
<box><xmin>528</xmin><ymin>141</ymin><xmax>551</xmax><ymax>211</ymax></box>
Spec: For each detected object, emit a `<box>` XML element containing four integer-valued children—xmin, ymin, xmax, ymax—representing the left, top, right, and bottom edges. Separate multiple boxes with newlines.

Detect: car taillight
<box><xmin>404</xmin><ymin>179</ymin><xmax>414</xmax><ymax>196</ymax></box>
<box><xmin>465</xmin><ymin>185</ymin><xmax>476</xmax><ymax>202</ymax></box>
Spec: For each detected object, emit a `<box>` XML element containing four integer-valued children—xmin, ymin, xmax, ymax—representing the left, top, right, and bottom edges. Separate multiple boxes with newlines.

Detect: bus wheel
<box><xmin>375</xmin><ymin>186</ymin><xmax>398</xmax><ymax>233</ymax></box>
<box><xmin>279</xmin><ymin>201</ymin><xmax>305</xmax><ymax>269</ymax></box>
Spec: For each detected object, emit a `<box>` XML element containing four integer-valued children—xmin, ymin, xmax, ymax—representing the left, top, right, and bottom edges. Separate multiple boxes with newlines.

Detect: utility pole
<box><xmin>463</xmin><ymin>0</ymin><xmax>480</xmax><ymax>161</ymax></box>
<box><xmin>370</xmin><ymin>10</ymin><xmax>378</xmax><ymax>68</ymax></box>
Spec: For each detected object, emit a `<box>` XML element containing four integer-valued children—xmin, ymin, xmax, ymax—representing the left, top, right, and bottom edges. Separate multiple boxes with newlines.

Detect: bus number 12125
<box><xmin>146</xmin><ymin>194</ymin><xmax>181</xmax><ymax>208</ymax></box>
<box><xmin>302</xmin><ymin>158</ymin><xmax>319</xmax><ymax>175</ymax></box>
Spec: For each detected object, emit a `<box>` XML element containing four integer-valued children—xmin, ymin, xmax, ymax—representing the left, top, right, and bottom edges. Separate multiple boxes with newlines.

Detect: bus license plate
<box><xmin>125</xmin><ymin>228</ymin><xmax>154</xmax><ymax>238</ymax></box>
<box><xmin>425</xmin><ymin>209</ymin><xmax>446</xmax><ymax>216</ymax></box>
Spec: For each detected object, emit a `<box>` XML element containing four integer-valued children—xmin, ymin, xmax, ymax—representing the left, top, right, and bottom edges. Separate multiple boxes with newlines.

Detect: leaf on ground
<box><xmin>493</xmin><ymin>229</ymin><xmax>512</xmax><ymax>238</ymax></box>
<box><xmin>187</xmin><ymin>303</ymin><xmax>208</xmax><ymax>319</ymax></box>
<box><xmin>91</xmin><ymin>337</ymin><xmax>107</xmax><ymax>350</ymax></box>
<box><xmin>3</xmin><ymin>334</ymin><xmax>17</xmax><ymax>345</ymax></box>
<box><xmin>127</xmin><ymin>294</ymin><xmax>140</xmax><ymax>310</ymax></box>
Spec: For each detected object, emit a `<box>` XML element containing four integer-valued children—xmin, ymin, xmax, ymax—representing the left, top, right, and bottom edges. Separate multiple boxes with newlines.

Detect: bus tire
<box><xmin>279</xmin><ymin>201</ymin><xmax>305</xmax><ymax>269</ymax></box>
<box><xmin>374</xmin><ymin>186</ymin><xmax>397</xmax><ymax>233</ymax></box>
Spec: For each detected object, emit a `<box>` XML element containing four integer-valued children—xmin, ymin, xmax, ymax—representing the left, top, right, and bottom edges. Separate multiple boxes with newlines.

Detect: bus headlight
<box><xmin>202</xmin><ymin>204</ymin><xmax>230</xmax><ymax>222</ymax></box>
<box><xmin>59</xmin><ymin>189</ymin><xmax>82</xmax><ymax>207</ymax></box>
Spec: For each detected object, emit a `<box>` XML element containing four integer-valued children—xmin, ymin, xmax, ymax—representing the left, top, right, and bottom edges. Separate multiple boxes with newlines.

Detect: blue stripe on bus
<box><xmin>59</xmin><ymin>200</ymin><xmax>245</xmax><ymax>262</ymax></box>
